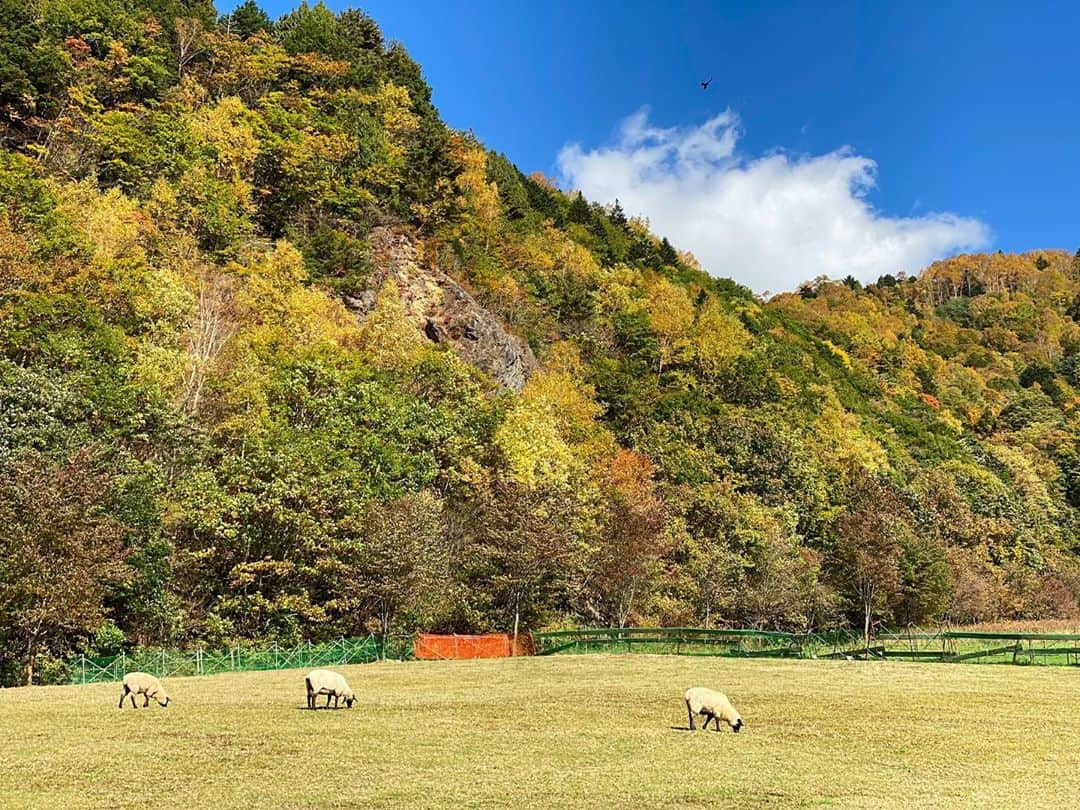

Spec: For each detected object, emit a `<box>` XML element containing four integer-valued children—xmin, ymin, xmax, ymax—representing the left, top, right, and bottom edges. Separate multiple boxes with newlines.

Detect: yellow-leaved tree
<box><xmin>451</xmin><ymin>137</ymin><xmax>501</xmax><ymax>249</ymax></box>
<box><xmin>493</xmin><ymin>400</ymin><xmax>576</xmax><ymax>488</ymax></box>
<box><xmin>644</xmin><ymin>276</ymin><xmax>695</xmax><ymax>374</ymax></box>
<box><xmin>211</xmin><ymin>242</ymin><xmax>360</xmax><ymax>436</ymax></box>
<box><xmin>356</xmin><ymin>278</ymin><xmax>423</xmax><ymax>372</ymax></box>
<box><xmin>356</xmin><ymin>83</ymin><xmax>419</xmax><ymax>194</ymax></box>
<box><xmin>692</xmin><ymin>299</ymin><xmax>752</xmax><ymax>377</ymax></box>
<box><xmin>495</xmin><ymin>343</ymin><xmax>613</xmax><ymax>487</ymax></box>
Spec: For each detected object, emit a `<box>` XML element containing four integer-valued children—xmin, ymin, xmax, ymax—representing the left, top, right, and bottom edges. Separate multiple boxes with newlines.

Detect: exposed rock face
<box><xmin>342</xmin><ymin>227</ymin><xmax>538</xmax><ymax>391</ymax></box>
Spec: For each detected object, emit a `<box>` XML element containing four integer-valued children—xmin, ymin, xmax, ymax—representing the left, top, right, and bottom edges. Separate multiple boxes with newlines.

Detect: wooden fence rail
<box><xmin>532</xmin><ymin>627</ymin><xmax>1080</xmax><ymax>666</ymax></box>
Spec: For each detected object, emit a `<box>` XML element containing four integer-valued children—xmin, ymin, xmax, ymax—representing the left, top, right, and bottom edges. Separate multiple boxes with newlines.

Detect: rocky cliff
<box><xmin>342</xmin><ymin>227</ymin><xmax>538</xmax><ymax>391</ymax></box>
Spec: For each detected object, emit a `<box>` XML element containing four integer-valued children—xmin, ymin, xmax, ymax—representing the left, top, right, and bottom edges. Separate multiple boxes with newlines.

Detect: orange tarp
<box><xmin>414</xmin><ymin>632</ymin><xmax>535</xmax><ymax>660</ymax></box>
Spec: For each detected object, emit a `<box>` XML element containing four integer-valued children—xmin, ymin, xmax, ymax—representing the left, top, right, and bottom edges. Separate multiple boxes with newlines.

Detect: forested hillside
<box><xmin>2</xmin><ymin>0</ymin><xmax>1078</xmax><ymax>684</ymax></box>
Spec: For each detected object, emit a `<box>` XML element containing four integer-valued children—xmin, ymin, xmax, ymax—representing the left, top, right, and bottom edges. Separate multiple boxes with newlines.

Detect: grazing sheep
<box><xmin>118</xmin><ymin>672</ymin><xmax>170</xmax><ymax>709</ymax></box>
<box><xmin>684</xmin><ymin>687</ymin><xmax>742</xmax><ymax>732</ymax></box>
<box><xmin>305</xmin><ymin>669</ymin><xmax>355</xmax><ymax>710</ymax></box>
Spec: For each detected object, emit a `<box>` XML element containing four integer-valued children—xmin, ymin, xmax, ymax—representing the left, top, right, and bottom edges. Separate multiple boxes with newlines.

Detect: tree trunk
<box><xmin>25</xmin><ymin>654</ymin><xmax>35</xmax><ymax>686</ymax></box>
<box><xmin>617</xmin><ymin>582</ymin><xmax>635</xmax><ymax>629</ymax></box>
<box><xmin>380</xmin><ymin>603</ymin><xmax>392</xmax><ymax>660</ymax></box>
<box><xmin>863</xmin><ymin>601</ymin><xmax>872</xmax><ymax>653</ymax></box>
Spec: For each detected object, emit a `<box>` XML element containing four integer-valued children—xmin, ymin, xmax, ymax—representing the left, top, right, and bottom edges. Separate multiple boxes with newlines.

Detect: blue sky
<box><xmin>238</xmin><ymin>1</ymin><xmax>1080</xmax><ymax>291</ymax></box>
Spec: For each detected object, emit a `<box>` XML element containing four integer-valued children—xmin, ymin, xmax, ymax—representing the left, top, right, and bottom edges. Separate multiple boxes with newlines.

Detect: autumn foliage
<box><xmin>1</xmin><ymin>1</ymin><xmax>1079</xmax><ymax>684</ymax></box>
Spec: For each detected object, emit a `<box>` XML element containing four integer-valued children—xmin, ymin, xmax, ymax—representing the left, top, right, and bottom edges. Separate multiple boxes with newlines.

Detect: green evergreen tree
<box><xmin>658</xmin><ymin>237</ymin><xmax>679</xmax><ymax>266</ymax></box>
<box><xmin>221</xmin><ymin>0</ymin><xmax>272</xmax><ymax>38</ymax></box>
<box><xmin>523</xmin><ymin>175</ymin><xmax>563</xmax><ymax>224</ymax></box>
<box><xmin>275</xmin><ymin>1</ymin><xmax>343</xmax><ymax>56</ymax></box>
<box><xmin>486</xmin><ymin>151</ymin><xmax>529</xmax><ymax>219</ymax></box>
<box><xmin>567</xmin><ymin>191</ymin><xmax>592</xmax><ymax>225</ymax></box>
<box><xmin>609</xmin><ymin>198</ymin><xmax>628</xmax><ymax>227</ymax></box>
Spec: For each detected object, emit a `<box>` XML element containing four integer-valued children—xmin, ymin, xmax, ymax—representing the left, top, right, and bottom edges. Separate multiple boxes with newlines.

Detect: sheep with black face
<box><xmin>118</xmin><ymin>672</ymin><xmax>171</xmax><ymax>709</ymax></box>
<box><xmin>684</xmin><ymin>687</ymin><xmax>742</xmax><ymax>732</ymax></box>
<box><xmin>305</xmin><ymin>669</ymin><xmax>356</xmax><ymax>710</ymax></box>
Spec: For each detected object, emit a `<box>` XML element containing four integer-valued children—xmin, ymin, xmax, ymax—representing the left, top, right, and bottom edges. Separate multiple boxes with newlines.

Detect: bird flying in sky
<box><xmin>700</xmin><ymin>78</ymin><xmax>712</xmax><ymax>90</ymax></box>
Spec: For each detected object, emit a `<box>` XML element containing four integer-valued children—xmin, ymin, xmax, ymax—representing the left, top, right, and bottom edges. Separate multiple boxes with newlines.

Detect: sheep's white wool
<box><xmin>305</xmin><ymin>669</ymin><xmax>355</xmax><ymax>708</ymax></box>
<box><xmin>684</xmin><ymin>687</ymin><xmax>742</xmax><ymax>731</ymax></box>
<box><xmin>119</xmin><ymin>672</ymin><xmax>170</xmax><ymax>707</ymax></box>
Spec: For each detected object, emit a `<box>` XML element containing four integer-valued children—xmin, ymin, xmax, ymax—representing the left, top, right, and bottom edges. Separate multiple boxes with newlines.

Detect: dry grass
<box><xmin>1</xmin><ymin>655</ymin><xmax>1079</xmax><ymax>808</ymax></box>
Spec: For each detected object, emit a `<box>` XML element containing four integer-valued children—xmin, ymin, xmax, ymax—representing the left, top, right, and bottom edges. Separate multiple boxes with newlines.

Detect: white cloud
<box><xmin>556</xmin><ymin>109</ymin><xmax>991</xmax><ymax>294</ymax></box>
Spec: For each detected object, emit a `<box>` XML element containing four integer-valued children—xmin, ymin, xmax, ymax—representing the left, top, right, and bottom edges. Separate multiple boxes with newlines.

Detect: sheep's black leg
<box><xmin>119</xmin><ymin>686</ymin><xmax>128</xmax><ymax>708</ymax></box>
<box><xmin>143</xmin><ymin>694</ymin><xmax>150</xmax><ymax>708</ymax></box>
<box><xmin>334</xmin><ymin>695</ymin><xmax>339</xmax><ymax>709</ymax></box>
<box><xmin>713</xmin><ymin>715</ymin><xmax>722</xmax><ymax>732</ymax></box>
<box><xmin>326</xmin><ymin>694</ymin><xmax>332</xmax><ymax>708</ymax></box>
<box><xmin>130</xmin><ymin>693</ymin><xmax>138</xmax><ymax>708</ymax></box>
<box><xmin>686</xmin><ymin>699</ymin><xmax>695</xmax><ymax>730</ymax></box>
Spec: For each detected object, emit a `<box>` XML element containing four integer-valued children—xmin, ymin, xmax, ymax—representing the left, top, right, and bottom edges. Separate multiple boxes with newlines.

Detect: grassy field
<box><xmin>2</xmin><ymin>655</ymin><xmax>1079</xmax><ymax>808</ymax></box>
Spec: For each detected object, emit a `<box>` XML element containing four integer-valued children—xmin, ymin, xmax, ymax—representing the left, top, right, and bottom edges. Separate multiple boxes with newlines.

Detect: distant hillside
<box><xmin>0</xmin><ymin>0</ymin><xmax>1077</xmax><ymax>685</ymax></box>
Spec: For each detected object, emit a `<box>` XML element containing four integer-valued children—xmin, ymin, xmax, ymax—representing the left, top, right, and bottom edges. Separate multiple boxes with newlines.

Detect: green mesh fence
<box><xmin>534</xmin><ymin>627</ymin><xmax>1080</xmax><ymax>666</ymax></box>
<box><xmin>66</xmin><ymin>628</ymin><xmax>1080</xmax><ymax>683</ymax></box>
<box><xmin>67</xmin><ymin>635</ymin><xmax>413</xmax><ymax>685</ymax></box>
